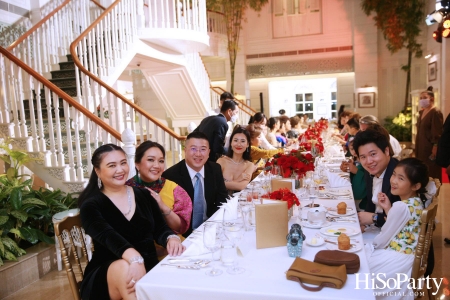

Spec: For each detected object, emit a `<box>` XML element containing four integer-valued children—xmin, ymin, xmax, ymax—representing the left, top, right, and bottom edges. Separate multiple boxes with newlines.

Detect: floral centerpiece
<box><xmin>298</xmin><ymin>119</ymin><xmax>328</xmax><ymax>155</ymax></box>
<box><xmin>262</xmin><ymin>188</ymin><xmax>300</xmax><ymax>209</ymax></box>
<box><xmin>265</xmin><ymin>149</ymin><xmax>315</xmax><ymax>178</ymax></box>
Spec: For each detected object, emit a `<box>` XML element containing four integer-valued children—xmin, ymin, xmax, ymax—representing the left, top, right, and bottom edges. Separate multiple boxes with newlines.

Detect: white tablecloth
<box><xmin>136</xmin><ymin>190</ymin><xmax>375</xmax><ymax>300</ymax></box>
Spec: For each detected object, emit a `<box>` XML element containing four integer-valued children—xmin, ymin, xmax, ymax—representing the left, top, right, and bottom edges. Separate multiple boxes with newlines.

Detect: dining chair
<box><xmin>54</xmin><ymin>213</ymin><xmax>91</xmax><ymax>300</ymax></box>
<box><xmin>410</xmin><ymin>202</ymin><xmax>438</xmax><ymax>300</ymax></box>
<box><xmin>398</xmin><ymin>148</ymin><xmax>413</xmax><ymax>160</ymax></box>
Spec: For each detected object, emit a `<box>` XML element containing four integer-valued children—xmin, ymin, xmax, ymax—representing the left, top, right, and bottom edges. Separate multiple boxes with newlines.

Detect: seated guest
<box><xmin>247</xmin><ymin>124</ymin><xmax>284</xmax><ymax>162</ymax></box>
<box><xmin>344</xmin><ymin>117</ymin><xmax>360</xmax><ymax>156</ymax></box>
<box><xmin>366</xmin><ymin>158</ymin><xmax>428</xmax><ymax>300</ymax></box>
<box><xmin>278</xmin><ymin>115</ymin><xmax>291</xmax><ymax>142</ymax></box>
<box><xmin>340</xmin><ymin>137</ymin><xmax>366</xmax><ymax>211</ymax></box>
<box><xmin>249</xmin><ymin>112</ymin><xmax>276</xmax><ymax>150</ymax></box>
<box><xmin>353</xmin><ymin>129</ymin><xmax>400</xmax><ymax>229</ymax></box>
<box><xmin>79</xmin><ymin>144</ymin><xmax>184</xmax><ymax>300</ymax></box>
<box><xmin>359</xmin><ymin>115</ymin><xmax>402</xmax><ymax>158</ymax></box>
<box><xmin>162</xmin><ymin>132</ymin><xmax>228</xmax><ymax>234</ymax></box>
<box><xmin>125</xmin><ymin>141</ymin><xmax>192</xmax><ymax>235</ymax></box>
<box><xmin>266</xmin><ymin>117</ymin><xmax>280</xmax><ymax>147</ymax></box>
<box><xmin>286</xmin><ymin>116</ymin><xmax>301</xmax><ymax>139</ymax></box>
<box><xmin>217</xmin><ymin>126</ymin><xmax>255</xmax><ymax>193</ymax></box>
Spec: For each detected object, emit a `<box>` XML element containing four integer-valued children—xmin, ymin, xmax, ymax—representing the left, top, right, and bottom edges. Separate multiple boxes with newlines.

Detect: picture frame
<box><xmin>357</xmin><ymin>92</ymin><xmax>376</xmax><ymax>108</ymax></box>
<box><xmin>428</xmin><ymin>62</ymin><xmax>437</xmax><ymax>82</ymax></box>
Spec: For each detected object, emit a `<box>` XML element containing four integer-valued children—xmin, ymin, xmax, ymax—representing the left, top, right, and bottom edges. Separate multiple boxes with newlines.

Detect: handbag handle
<box><xmin>287</xmin><ymin>275</ymin><xmax>337</xmax><ymax>291</ymax></box>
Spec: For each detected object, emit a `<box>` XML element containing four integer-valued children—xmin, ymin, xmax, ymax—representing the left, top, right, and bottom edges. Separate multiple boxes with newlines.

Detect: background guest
<box><xmin>359</xmin><ymin>115</ymin><xmax>402</xmax><ymax>158</ymax></box>
<box><xmin>248</xmin><ymin>112</ymin><xmax>276</xmax><ymax>149</ymax></box>
<box><xmin>266</xmin><ymin>117</ymin><xmax>280</xmax><ymax>147</ymax></box>
<box><xmin>415</xmin><ymin>87</ymin><xmax>444</xmax><ymax>181</ymax></box>
<box><xmin>79</xmin><ymin>144</ymin><xmax>184</xmax><ymax>300</ymax></box>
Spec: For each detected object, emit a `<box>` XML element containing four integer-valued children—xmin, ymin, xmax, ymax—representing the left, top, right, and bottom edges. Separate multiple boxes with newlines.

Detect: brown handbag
<box><xmin>286</xmin><ymin>257</ymin><xmax>347</xmax><ymax>291</ymax></box>
<box><xmin>314</xmin><ymin>250</ymin><xmax>360</xmax><ymax>274</ymax></box>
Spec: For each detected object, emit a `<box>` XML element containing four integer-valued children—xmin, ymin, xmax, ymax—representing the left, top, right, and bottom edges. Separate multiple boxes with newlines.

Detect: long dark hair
<box><xmin>396</xmin><ymin>158</ymin><xmax>429</xmax><ymax>203</ymax></box>
<box><xmin>267</xmin><ymin>117</ymin><xmax>278</xmax><ymax>130</ymax></box>
<box><xmin>226</xmin><ymin>125</ymin><xmax>252</xmax><ymax>162</ymax></box>
<box><xmin>248</xmin><ymin>112</ymin><xmax>266</xmax><ymax>125</ymax></box>
<box><xmin>78</xmin><ymin>144</ymin><xmax>126</xmax><ymax>207</ymax></box>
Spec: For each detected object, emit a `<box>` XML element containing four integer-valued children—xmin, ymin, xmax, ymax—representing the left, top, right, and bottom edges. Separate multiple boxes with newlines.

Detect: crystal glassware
<box><xmin>203</xmin><ymin>222</ymin><xmax>223</xmax><ymax>276</ymax></box>
<box><xmin>223</xmin><ymin>218</ymin><xmax>245</xmax><ymax>275</ymax></box>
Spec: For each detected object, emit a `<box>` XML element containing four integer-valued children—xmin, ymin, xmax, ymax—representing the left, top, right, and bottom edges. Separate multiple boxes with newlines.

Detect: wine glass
<box><xmin>239</xmin><ymin>200</ymin><xmax>252</xmax><ymax>231</ymax></box>
<box><xmin>223</xmin><ymin>218</ymin><xmax>245</xmax><ymax>274</ymax></box>
<box><xmin>203</xmin><ymin>222</ymin><xmax>223</xmax><ymax>276</ymax></box>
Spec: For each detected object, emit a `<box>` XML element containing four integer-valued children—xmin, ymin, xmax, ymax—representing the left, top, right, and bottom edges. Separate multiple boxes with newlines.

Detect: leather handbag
<box><xmin>286</xmin><ymin>257</ymin><xmax>347</xmax><ymax>291</ymax></box>
<box><xmin>314</xmin><ymin>250</ymin><xmax>360</xmax><ymax>274</ymax></box>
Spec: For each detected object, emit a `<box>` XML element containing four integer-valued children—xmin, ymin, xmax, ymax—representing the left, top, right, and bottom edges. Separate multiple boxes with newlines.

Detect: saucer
<box><xmin>306</xmin><ymin>236</ymin><xmax>325</xmax><ymax>247</ymax></box>
<box><xmin>326</xmin><ymin>242</ymin><xmax>362</xmax><ymax>253</ymax></box>
<box><xmin>301</xmin><ymin>220</ymin><xmax>331</xmax><ymax>229</ymax></box>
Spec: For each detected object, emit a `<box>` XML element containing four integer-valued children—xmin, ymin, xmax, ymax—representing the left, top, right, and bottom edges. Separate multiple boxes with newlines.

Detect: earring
<box><xmin>98</xmin><ymin>177</ymin><xmax>102</xmax><ymax>189</ymax></box>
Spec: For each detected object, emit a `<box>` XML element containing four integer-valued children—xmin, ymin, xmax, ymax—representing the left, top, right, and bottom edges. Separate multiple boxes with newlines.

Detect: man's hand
<box><xmin>358</xmin><ymin>212</ymin><xmax>375</xmax><ymax>226</ymax></box>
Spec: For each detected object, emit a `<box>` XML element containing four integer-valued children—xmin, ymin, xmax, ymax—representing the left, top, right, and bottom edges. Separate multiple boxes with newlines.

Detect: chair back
<box><xmin>54</xmin><ymin>213</ymin><xmax>89</xmax><ymax>300</ymax></box>
<box><xmin>399</xmin><ymin>149</ymin><xmax>413</xmax><ymax>160</ymax></box>
<box><xmin>410</xmin><ymin>202</ymin><xmax>438</xmax><ymax>294</ymax></box>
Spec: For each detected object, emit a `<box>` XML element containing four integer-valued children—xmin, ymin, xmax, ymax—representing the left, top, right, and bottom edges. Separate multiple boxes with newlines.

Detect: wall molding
<box><xmin>247</xmin><ymin>56</ymin><xmax>353</xmax><ymax>79</ymax></box>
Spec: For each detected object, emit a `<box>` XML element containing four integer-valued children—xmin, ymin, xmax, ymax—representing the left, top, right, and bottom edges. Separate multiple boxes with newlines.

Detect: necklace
<box><xmin>123</xmin><ymin>186</ymin><xmax>133</xmax><ymax>216</ymax></box>
<box><xmin>227</xmin><ymin>156</ymin><xmax>243</xmax><ymax>165</ymax></box>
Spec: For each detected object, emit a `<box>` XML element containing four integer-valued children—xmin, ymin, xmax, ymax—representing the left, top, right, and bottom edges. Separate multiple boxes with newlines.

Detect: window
<box><xmin>295</xmin><ymin>92</ymin><xmax>314</xmax><ymax>120</ymax></box>
<box><xmin>331</xmin><ymin>92</ymin><xmax>337</xmax><ymax>119</ymax></box>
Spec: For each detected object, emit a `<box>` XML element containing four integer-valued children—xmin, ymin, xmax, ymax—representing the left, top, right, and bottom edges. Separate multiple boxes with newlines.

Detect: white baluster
<box><xmin>63</xmin><ymin>101</ymin><xmax>76</xmax><ymax>182</ymax></box>
<box><xmin>52</xmin><ymin>92</ymin><xmax>65</xmax><ymax>167</ymax></box>
<box><xmin>122</xmin><ymin>128</ymin><xmax>136</xmax><ymax>179</ymax></box>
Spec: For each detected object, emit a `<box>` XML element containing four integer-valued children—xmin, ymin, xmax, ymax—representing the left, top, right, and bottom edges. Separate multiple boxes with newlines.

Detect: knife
<box><xmin>160</xmin><ymin>264</ymin><xmax>201</xmax><ymax>270</ymax></box>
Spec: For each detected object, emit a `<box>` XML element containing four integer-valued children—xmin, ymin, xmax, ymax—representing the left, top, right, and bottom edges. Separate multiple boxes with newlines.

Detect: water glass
<box><xmin>223</xmin><ymin>219</ymin><xmax>245</xmax><ymax>275</ymax></box>
<box><xmin>203</xmin><ymin>222</ymin><xmax>223</xmax><ymax>276</ymax></box>
<box><xmin>221</xmin><ymin>240</ymin><xmax>235</xmax><ymax>266</ymax></box>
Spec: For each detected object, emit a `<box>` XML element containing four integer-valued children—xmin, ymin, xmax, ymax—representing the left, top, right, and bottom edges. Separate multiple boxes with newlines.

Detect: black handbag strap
<box><xmin>287</xmin><ymin>275</ymin><xmax>337</xmax><ymax>291</ymax></box>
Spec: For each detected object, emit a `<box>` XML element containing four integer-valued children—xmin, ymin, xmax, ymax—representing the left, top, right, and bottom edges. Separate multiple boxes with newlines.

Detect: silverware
<box><xmin>328</xmin><ymin>218</ymin><xmax>356</xmax><ymax>223</ymax></box>
<box><xmin>160</xmin><ymin>264</ymin><xmax>201</xmax><ymax>270</ymax></box>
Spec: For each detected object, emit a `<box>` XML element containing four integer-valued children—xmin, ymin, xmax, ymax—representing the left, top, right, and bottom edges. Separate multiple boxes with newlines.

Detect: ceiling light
<box><xmin>424</xmin><ymin>52</ymin><xmax>433</xmax><ymax>59</ymax></box>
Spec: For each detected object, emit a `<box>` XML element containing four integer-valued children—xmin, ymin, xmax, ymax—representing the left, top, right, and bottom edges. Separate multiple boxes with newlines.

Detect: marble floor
<box><xmin>4</xmin><ymin>184</ymin><xmax>450</xmax><ymax>300</ymax></box>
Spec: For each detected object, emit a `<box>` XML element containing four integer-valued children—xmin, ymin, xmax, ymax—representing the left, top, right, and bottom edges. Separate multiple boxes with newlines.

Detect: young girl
<box><xmin>366</xmin><ymin>158</ymin><xmax>429</xmax><ymax>300</ymax></box>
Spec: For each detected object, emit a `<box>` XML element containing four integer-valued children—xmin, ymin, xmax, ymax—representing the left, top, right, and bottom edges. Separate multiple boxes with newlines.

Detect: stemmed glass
<box><xmin>223</xmin><ymin>216</ymin><xmax>245</xmax><ymax>274</ymax></box>
<box><xmin>203</xmin><ymin>222</ymin><xmax>223</xmax><ymax>276</ymax></box>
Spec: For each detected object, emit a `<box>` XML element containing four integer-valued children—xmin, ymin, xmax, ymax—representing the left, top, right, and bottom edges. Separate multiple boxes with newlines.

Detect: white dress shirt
<box><xmin>371</xmin><ymin>169</ymin><xmax>386</xmax><ymax>213</ymax></box>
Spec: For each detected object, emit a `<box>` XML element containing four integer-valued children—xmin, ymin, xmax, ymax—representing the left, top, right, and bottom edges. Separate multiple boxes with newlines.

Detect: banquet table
<box><xmin>136</xmin><ymin>174</ymin><xmax>376</xmax><ymax>300</ymax></box>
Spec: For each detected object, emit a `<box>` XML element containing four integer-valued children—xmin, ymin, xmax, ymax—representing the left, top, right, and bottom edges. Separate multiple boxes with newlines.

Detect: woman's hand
<box><xmin>378</xmin><ymin>192</ymin><xmax>391</xmax><ymax>214</ymax></box>
<box><xmin>146</xmin><ymin>188</ymin><xmax>162</xmax><ymax>205</ymax></box>
<box><xmin>125</xmin><ymin>262</ymin><xmax>146</xmax><ymax>294</ymax></box>
<box><xmin>166</xmin><ymin>237</ymin><xmax>185</xmax><ymax>256</ymax></box>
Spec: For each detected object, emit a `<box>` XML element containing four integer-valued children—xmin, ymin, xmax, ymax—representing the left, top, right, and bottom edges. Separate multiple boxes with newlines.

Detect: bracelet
<box><xmin>129</xmin><ymin>256</ymin><xmax>144</xmax><ymax>264</ymax></box>
<box><xmin>161</xmin><ymin>208</ymin><xmax>172</xmax><ymax>216</ymax></box>
<box><xmin>166</xmin><ymin>234</ymin><xmax>181</xmax><ymax>242</ymax></box>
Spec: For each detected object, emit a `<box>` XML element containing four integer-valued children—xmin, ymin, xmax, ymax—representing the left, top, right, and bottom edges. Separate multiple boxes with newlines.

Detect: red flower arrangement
<box><xmin>266</xmin><ymin>149</ymin><xmax>315</xmax><ymax>178</ymax></box>
<box><xmin>298</xmin><ymin>119</ymin><xmax>328</xmax><ymax>154</ymax></box>
<box><xmin>262</xmin><ymin>188</ymin><xmax>300</xmax><ymax>209</ymax></box>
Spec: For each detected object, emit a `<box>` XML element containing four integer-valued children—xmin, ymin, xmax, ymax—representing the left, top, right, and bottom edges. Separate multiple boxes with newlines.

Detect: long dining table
<box><xmin>136</xmin><ymin>169</ymin><xmax>376</xmax><ymax>299</ymax></box>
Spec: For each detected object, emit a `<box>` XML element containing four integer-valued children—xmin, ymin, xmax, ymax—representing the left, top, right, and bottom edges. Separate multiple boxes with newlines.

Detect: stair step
<box><xmin>50</xmin><ymin>69</ymin><xmax>75</xmax><ymax>79</ymax></box>
<box><xmin>49</xmin><ymin>78</ymin><xmax>77</xmax><ymax>88</ymax></box>
<box><xmin>58</xmin><ymin>61</ymin><xmax>75</xmax><ymax>70</ymax></box>
<box><xmin>66</xmin><ymin>54</ymin><xmax>73</xmax><ymax>62</ymax></box>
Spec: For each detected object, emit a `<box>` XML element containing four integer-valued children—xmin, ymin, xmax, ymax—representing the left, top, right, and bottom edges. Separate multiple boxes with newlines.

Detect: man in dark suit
<box><xmin>162</xmin><ymin>131</ymin><xmax>228</xmax><ymax>237</ymax></box>
<box><xmin>194</xmin><ymin>100</ymin><xmax>239</xmax><ymax>162</ymax></box>
<box><xmin>436</xmin><ymin>113</ymin><xmax>450</xmax><ymax>244</ymax></box>
<box><xmin>353</xmin><ymin>128</ymin><xmax>400</xmax><ymax>228</ymax></box>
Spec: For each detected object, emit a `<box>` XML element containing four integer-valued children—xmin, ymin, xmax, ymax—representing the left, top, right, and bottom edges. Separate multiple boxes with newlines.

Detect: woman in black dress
<box><xmin>78</xmin><ymin>144</ymin><xmax>185</xmax><ymax>300</ymax></box>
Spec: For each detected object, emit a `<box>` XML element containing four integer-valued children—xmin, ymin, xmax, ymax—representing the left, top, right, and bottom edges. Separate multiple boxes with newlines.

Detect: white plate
<box><xmin>328</xmin><ymin>209</ymin><xmax>356</xmax><ymax>217</ymax></box>
<box><xmin>306</xmin><ymin>236</ymin><xmax>325</xmax><ymax>247</ymax></box>
<box><xmin>327</xmin><ymin>189</ymin><xmax>351</xmax><ymax>196</ymax></box>
<box><xmin>320</xmin><ymin>225</ymin><xmax>359</xmax><ymax>237</ymax></box>
<box><xmin>300</xmin><ymin>221</ymin><xmax>332</xmax><ymax>229</ymax></box>
<box><xmin>325</xmin><ymin>242</ymin><xmax>362</xmax><ymax>253</ymax></box>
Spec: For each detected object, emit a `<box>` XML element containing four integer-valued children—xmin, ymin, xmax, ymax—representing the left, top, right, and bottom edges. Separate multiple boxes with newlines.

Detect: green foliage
<box><xmin>361</xmin><ymin>0</ymin><xmax>426</xmax><ymax>108</ymax></box>
<box><xmin>384</xmin><ymin>107</ymin><xmax>412</xmax><ymax>142</ymax></box>
<box><xmin>206</xmin><ymin>0</ymin><xmax>269</xmax><ymax>93</ymax></box>
<box><xmin>0</xmin><ymin>139</ymin><xmax>78</xmax><ymax>266</ymax></box>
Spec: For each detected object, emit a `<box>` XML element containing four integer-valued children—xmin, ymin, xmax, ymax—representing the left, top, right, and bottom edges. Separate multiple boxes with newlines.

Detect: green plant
<box><xmin>384</xmin><ymin>107</ymin><xmax>412</xmax><ymax>142</ymax></box>
<box><xmin>361</xmin><ymin>0</ymin><xmax>425</xmax><ymax>109</ymax></box>
<box><xmin>206</xmin><ymin>0</ymin><xmax>269</xmax><ymax>94</ymax></box>
<box><xmin>0</xmin><ymin>139</ymin><xmax>77</xmax><ymax>266</ymax></box>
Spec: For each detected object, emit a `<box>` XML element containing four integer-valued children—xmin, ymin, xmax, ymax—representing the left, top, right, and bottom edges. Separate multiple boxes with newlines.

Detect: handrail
<box><xmin>0</xmin><ymin>46</ymin><xmax>122</xmax><ymax>141</ymax></box>
<box><xmin>91</xmin><ymin>0</ymin><xmax>106</xmax><ymax>10</ymax></box>
<box><xmin>211</xmin><ymin>86</ymin><xmax>256</xmax><ymax>115</ymax></box>
<box><xmin>70</xmin><ymin>0</ymin><xmax>186</xmax><ymax>141</ymax></box>
<box><xmin>7</xmin><ymin>0</ymin><xmax>71</xmax><ymax>50</ymax></box>
<box><xmin>207</xmin><ymin>9</ymin><xmax>224</xmax><ymax>16</ymax></box>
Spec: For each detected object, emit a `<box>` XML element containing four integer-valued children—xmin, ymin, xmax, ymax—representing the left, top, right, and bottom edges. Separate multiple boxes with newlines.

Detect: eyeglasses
<box><xmin>188</xmin><ymin>147</ymin><xmax>208</xmax><ymax>154</ymax></box>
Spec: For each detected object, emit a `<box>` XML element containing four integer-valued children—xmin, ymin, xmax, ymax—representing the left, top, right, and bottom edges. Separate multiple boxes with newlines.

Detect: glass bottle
<box><xmin>286</xmin><ymin>224</ymin><xmax>304</xmax><ymax>257</ymax></box>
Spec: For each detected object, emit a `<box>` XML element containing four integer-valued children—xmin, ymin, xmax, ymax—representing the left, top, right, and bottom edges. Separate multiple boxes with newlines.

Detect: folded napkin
<box><xmin>221</xmin><ymin>196</ymin><xmax>239</xmax><ymax>220</ymax></box>
<box><xmin>326</xmin><ymin>169</ymin><xmax>351</xmax><ymax>188</ymax></box>
<box><xmin>424</xmin><ymin>179</ymin><xmax>437</xmax><ymax>208</ymax></box>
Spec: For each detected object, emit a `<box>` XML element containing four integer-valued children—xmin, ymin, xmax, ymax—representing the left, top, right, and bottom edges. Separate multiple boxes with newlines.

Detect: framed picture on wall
<box><xmin>357</xmin><ymin>92</ymin><xmax>376</xmax><ymax>108</ymax></box>
<box><xmin>428</xmin><ymin>62</ymin><xmax>437</xmax><ymax>81</ymax></box>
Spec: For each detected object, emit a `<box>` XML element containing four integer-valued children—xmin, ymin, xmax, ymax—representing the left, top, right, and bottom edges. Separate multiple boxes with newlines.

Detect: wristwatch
<box><xmin>372</xmin><ymin>213</ymin><xmax>378</xmax><ymax>224</ymax></box>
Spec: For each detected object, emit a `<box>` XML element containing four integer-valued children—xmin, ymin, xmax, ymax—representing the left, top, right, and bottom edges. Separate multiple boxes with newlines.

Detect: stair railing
<box><xmin>71</xmin><ymin>0</ymin><xmax>186</xmax><ymax>166</ymax></box>
<box><xmin>206</xmin><ymin>10</ymin><xmax>226</xmax><ymax>35</ymax></box>
<box><xmin>0</xmin><ymin>46</ymin><xmax>121</xmax><ymax>185</ymax></box>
